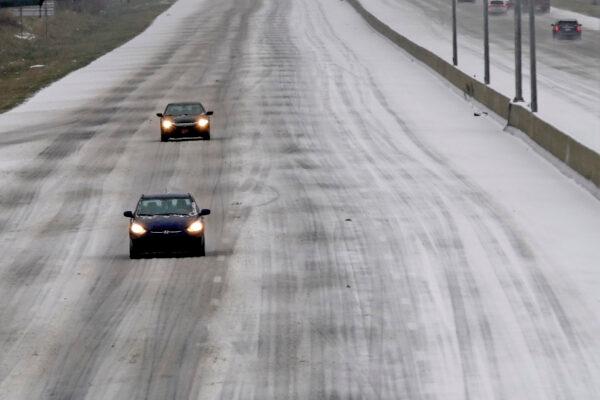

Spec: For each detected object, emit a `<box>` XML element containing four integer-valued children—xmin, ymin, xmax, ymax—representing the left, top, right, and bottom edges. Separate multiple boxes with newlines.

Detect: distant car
<box><xmin>552</xmin><ymin>20</ymin><xmax>582</xmax><ymax>40</ymax></box>
<box><xmin>157</xmin><ymin>102</ymin><xmax>213</xmax><ymax>142</ymax></box>
<box><xmin>124</xmin><ymin>193</ymin><xmax>211</xmax><ymax>258</ymax></box>
<box><xmin>523</xmin><ymin>0</ymin><xmax>550</xmax><ymax>13</ymax></box>
<box><xmin>488</xmin><ymin>0</ymin><xmax>509</xmax><ymax>14</ymax></box>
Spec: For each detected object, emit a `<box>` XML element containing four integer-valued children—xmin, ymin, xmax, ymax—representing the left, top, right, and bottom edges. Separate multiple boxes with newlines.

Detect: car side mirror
<box><xmin>205</xmin><ymin>111</ymin><xmax>214</xmax><ymax>116</ymax></box>
<box><xmin>124</xmin><ymin>211</ymin><xmax>134</xmax><ymax>218</ymax></box>
<box><xmin>200</xmin><ymin>209</ymin><xmax>211</xmax><ymax>216</ymax></box>
<box><xmin>156</xmin><ymin>113</ymin><xmax>163</xmax><ymax>118</ymax></box>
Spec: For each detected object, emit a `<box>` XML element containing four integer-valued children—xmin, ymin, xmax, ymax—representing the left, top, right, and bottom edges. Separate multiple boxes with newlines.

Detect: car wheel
<box><xmin>160</xmin><ymin>135</ymin><xmax>169</xmax><ymax>142</ymax></box>
<box><xmin>194</xmin><ymin>239</ymin><xmax>206</xmax><ymax>257</ymax></box>
<box><xmin>203</xmin><ymin>133</ymin><xmax>211</xmax><ymax>141</ymax></box>
<box><xmin>130</xmin><ymin>242</ymin><xmax>142</xmax><ymax>259</ymax></box>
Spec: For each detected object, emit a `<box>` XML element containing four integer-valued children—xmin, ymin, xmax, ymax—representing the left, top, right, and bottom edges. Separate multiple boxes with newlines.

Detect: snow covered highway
<box><xmin>359</xmin><ymin>0</ymin><xmax>600</xmax><ymax>152</ymax></box>
<box><xmin>0</xmin><ymin>0</ymin><xmax>599</xmax><ymax>399</ymax></box>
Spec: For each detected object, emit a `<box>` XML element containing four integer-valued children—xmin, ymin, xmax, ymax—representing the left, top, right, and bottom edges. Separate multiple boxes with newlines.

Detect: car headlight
<box><xmin>186</xmin><ymin>220</ymin><xmax>204</xmax><ymax>234</ymax></box>
<box><xmin>197</xmin><ymin>118</ymin><xmax>209</xmax><ymax>128</ymax></box>
<box><xmin>130</xmin><ymin>222</ymin><xmax>147</xmax><ymax>235</ymax></box>
<box><xmin>162</xmin><ymin>119</ymin><xmax>173</xmax><ymax>130</ymax></box>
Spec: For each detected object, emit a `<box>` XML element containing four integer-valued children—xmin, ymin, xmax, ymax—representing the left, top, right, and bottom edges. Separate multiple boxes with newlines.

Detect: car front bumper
<box><xmin>162</xmin><ymin>123</ymin><xmax>210</xmax><ymax>138</ymax></box>
<box><xmin>131</xmin><ymin>232</ymin><xmax>204</xmax><ymax>254</ymax></box>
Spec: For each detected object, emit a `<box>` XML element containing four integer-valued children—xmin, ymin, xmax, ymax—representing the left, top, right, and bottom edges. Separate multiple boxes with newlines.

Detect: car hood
<box><xmin>136</xmin><ymin>215</ymin><xmax>198</xmax><ymax>231</ymax></box>
<box><xmin>168</xmin><ymin>115</ymin><xmax>201</xmax><ymax>124</ymax></box>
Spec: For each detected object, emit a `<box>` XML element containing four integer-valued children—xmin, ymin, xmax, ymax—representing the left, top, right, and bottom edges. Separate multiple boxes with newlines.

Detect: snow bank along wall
<box><xmin>346</xmin><ymin>0</ymin><xmax>600</xmax><ymax>188</ymax></box>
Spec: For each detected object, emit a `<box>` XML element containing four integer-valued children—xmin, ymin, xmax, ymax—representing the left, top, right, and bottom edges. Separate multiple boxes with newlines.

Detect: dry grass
<box><xmin>0</xmin><ymin>0</ymin><xmax>174</xmax><ymax>112</ymax></box>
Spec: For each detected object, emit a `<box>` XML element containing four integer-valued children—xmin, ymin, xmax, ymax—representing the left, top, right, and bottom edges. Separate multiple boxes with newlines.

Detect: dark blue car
<box><xmin>552</xmin><ymin>20</ymin><xmax>582</xmax><ymax>40</ymax></box>
<box><xmin>124</xmin><ymin>193</ymin><xmax>210</xmax><ymax>259</ymax></box>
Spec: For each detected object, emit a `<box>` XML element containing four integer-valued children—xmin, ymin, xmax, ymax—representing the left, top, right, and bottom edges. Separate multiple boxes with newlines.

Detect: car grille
<box><xmin>150</xmin><ymin>230</ymin><xmax>183</xmax><ymax>235</ymax></box>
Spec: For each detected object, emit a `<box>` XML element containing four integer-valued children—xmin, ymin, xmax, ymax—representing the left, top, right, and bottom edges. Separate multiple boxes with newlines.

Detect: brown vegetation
<box><xmin>0</xmin><ymin>0</ymin><xmax>174</xmax><ymax>112</ymax></box>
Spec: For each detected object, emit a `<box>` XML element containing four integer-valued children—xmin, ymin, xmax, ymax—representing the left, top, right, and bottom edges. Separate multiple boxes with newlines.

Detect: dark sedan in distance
<box><xmin>552</xmin><ymin>20</ymin><xmax>582</xmax><ymax>40</ymax></box>
<box><xmin>124</xmin><ymin>193</ymin><xmax>210</xmax><ymax>258</ymax></box>
<box><xmin>157</xmin><ymin>102</ymin><xmax>213</xmax><ymax>142</ymax></box>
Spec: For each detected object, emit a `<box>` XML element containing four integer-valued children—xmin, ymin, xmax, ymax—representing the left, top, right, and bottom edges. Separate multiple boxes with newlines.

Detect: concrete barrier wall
<box><xmin>346</xmin><ymin>0</ymin><xmax>600</xmax><ymax>187</ymax></box>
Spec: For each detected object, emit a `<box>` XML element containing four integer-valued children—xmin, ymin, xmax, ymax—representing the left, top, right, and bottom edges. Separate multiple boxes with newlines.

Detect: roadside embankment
<box><xmin>346</xmin><ymin>0</ymin><xmax>600</xmax><ymax>188</ymax></box>
<box><xmin>553</xmin><ymin>0</ymin><xmax>600</xmax><ymax>18</ymax></box>
<box><xmin>0</xmin><ymin>0</ymin><xmax>175</xmax><ymax>113</ymax></box>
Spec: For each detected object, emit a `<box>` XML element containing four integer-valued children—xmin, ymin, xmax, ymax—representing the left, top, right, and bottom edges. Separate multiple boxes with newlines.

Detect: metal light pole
<box><xmin>483</xmin><ymin>0</ymin><xmax>490</xmax><ymax>84</ymax></box>
<box><xmin>529</xmin><ymin>0</ymin><xmax>538</xmax><ymax>111</ymax></box>
<box><xmin>452</xmin><ymin>0</ymin><xmax>458</xmax><ymax>65</ymax></box>
<box><xmin>514</xmin><ymin>0</ymin><xmax>524</xmax><ymax>102</ymax></box>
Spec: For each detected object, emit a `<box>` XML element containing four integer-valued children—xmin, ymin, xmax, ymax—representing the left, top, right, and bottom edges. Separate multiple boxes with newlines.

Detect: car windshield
<box><xmin>558</xmin><ymin>20</ymin><xmax>577</xmax><ymax>26</ymax></box>
<box><xmin>165</xmin><ymin>103</ymin><xmax>204</xmax><ymax>116</ymax></box>
<box><xmin>137</xmin><ymin>198</ymin><xmax>196</xmax><ymax>216</ymax></box>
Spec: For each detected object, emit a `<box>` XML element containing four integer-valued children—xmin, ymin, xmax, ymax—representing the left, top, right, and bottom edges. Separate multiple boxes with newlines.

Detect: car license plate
<box><xmin>181</xmin><ymin>128</ymin><xmax>188</xmax><ymax>134</ymax></box>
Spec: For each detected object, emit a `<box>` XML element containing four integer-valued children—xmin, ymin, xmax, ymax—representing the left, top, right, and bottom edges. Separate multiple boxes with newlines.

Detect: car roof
<box><xmin>166</xmin><ymin>102</ymin><xmax>203</xmax><ymax>106</ymax></box>
<box><xmin>141</xmin><ymin>193</ymin><xmax>192</xmax><ymax>199</ymax></box>
<box><xmin>557</xmin><ymin>19</ymin><xmax>578</xmax><ymax>23</ymax></box>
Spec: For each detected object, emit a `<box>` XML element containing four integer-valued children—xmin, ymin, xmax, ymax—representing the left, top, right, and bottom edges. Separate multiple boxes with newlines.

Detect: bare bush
<box><xmin>0</xmin><ymin>9</ymin><xmax>20</xmax><ymax>27</ymax></box>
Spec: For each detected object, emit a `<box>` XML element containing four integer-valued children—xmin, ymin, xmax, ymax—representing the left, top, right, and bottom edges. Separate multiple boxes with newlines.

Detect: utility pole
<box><xmin>452</xmin><ymin>0</ymin><xmax>458</xmax><ymax>66</ymax></box>
<box><xmin>514</xmin><ymin>0</ymin><xmax>524</xmax><ymax>102</ymax></box>
<box><xmin>529</xmin><ymin>0</ymin><xmax>538</xmax><ymax>111</ymax></box>
<box><xmin>483</xmin><ymin>0</ymin><xmax>490</xmax><ymax>84</ymax></box>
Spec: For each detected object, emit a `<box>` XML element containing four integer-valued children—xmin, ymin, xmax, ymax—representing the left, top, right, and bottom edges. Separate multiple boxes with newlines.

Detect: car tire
<box><xmin>194</xmin><ymin>239</ymin><xmax>206</xmax><ymax>257</ymax></box>
<box><xmin>160</xmin><ymin>135</ymin><xmax>169</xmax><ymax>142</ymax></box>
<box><xmin>203</xmin><ymin>133</ymin><xmax>210</xmax><ymax>141</ymax></box>
<box><xmin>130</xmin><ymin>242</ymin><xmax>142</xmax><ymax>259</ymax></box>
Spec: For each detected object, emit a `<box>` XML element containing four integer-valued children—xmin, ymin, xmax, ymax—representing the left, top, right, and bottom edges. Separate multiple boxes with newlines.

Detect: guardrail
<box><xmin>346</xmin><ymin>0</ymin><xmax>600</xmax><ymax>188</ymax></box>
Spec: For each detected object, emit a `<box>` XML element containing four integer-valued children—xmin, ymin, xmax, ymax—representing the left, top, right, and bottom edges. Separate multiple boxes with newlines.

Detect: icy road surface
<box><xmin>0</xmin><ymin>0</ymin><xmax>599</xmax><ymax>398</ymax></box>
<box><xmin>360</xmin><ymin>0</ymin><xmax>600</xmax><ymax>153</ymax></box>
